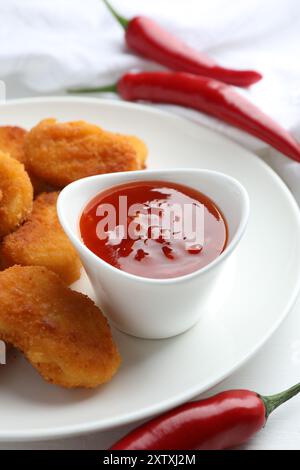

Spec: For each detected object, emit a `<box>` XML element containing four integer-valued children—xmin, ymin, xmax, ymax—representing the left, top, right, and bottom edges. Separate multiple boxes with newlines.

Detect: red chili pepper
<box><xmin>110</xmin><ymin>382</ymin><xmax>300</xmax><ymax>450</ymax></box>
<box><xmin>70</xmin><ymin>71</ymin><xmax>300</xmax><ymax>163</ymax></box>
<box><xmin>102</xmin><ymin>0</ymin><xmax>262</xmax><ymax>88</ymax></box>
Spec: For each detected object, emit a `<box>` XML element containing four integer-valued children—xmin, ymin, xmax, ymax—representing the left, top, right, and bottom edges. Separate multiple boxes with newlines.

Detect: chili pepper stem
<box><xmin>260</xmin><ymin>382</ymin><xmax>300</xmax><ymax>419</ymax></box>
<box><xmin>102</xmin><ymin>0</ymin><xmax>129</xmax><ymax>29</ymax></box>
<box><xmin>67</xmin><ymin>84</ymin><xmax>118</xmax><ymax>94</ymax></box>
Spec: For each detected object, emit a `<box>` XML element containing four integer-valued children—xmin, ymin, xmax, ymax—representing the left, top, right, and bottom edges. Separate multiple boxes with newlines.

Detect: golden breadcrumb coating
<box><xmin>115</xmin><ymin>134</ymin><xmax>147</xmax><ymax>169</ymax></box>
<box><xmin>0</xmin><ymin>125</ymin><xmax>56</xmax><ymax>195</ymax></box>
<box><xmin>0</xmin><ymin>126</ymin><xmax>27</xmax><ymax>163</ymax></box>
<box><xmin>0</xmin><ymin>151</ymin><xmax>33</xmax><ymax>238</ymax></box>
<box><xmin>0</xmin><ymin>266</ymin><xmax>121</xmax><ymax>388</ymax></box>
<box><xmin>1</xmin><ymin>192</ymin><xmax>81</xmax><ymax>285</ymax></box>
<box><xmin>25</xmin><ymin>119</ymin><xmax>146</xmax><ymax>188</ymax></box>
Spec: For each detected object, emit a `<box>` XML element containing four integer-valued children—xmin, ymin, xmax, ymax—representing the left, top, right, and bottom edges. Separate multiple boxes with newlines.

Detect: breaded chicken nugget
<box><xmin>0</xmin><ymin>151</ymin><xmax>33</xmax><ymax>238</ymax></box>
<box><xmin>0</xmin><ymin>266</ymin><xmax>121</xmax><ymax>388</ymax></box>
<box><xmin>25</xmin><ymin>119</ymin><xmax>146</xmax><ymax>188</ymax></box>
<box><xmin>115</xmin><ymin>134</ymin><xmax>147</xmax><ymax>169</ymax></box>
<box><xmin>1</xmin><ymin>192</ymin><xmax>81</xmax><ymax>285</ymax></box>
<box><xmin>0</xmin><ymin>126</ymin><xmax>27</xmax><ymax>163</ymax></box>
<box><xmin>0</xmin><ymin>125</ymin><xmax>56</xmax><ymax>195</ymax></box>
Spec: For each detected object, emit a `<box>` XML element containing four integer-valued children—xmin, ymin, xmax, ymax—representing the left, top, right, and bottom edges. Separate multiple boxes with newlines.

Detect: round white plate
<box><xmin>1</xmin><ymin>97</ymin><xmax>300</xmax><ymax>442</ymax></box>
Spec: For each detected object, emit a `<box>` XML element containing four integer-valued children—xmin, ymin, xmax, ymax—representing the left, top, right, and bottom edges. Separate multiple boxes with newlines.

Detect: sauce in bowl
<box><xmin>80</xmin><ymin>181</ymin><xmax>227</xmax><ymax>279</ymax></box>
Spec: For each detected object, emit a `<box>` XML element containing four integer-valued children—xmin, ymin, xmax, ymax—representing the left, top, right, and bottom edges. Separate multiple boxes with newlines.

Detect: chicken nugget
<box><xmin>0</xmin><ymin>266</ymin><xmax>121</xmax><ymax>388</ymax></box>
<box><xmin>25</xmin><ymin>119</ymin><xmax>145</xmax><ymax>188</ymax></box>
<box><xmin>0</xmin><ymin>126</ymin><xmax>27</xmax><ymax>163</ymax></box>
<box><xmin>1</xmin><ymin>192</ymin><xmax>81</xmax><ymax>284</ymax></box>
<box><xmin>114</xmin><ymin>134</ymin><xmax>147</xmax><ymax>169</ymax></box>
<box><xmin>0</xmin><ymin>151</ymin><xmax>33</xmax><ymax>238</ymax></box>
<box><xmin>0</xmin><ymin>125</ymin><xmax>56</xmax><ymax>195</ymax></box>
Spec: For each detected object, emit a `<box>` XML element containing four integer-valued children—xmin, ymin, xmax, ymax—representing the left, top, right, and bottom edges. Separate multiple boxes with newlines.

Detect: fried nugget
<box><xmin>0</xmin><ymin>151</ymin><xmax>33</xmax><ymax>238</ymax></box>
<box><xmin>0</xmin><ymin>126</ymin><xmax>27</xmax><ymax>163</ymax></box>
<box><xmin>0</xmin><ymin>125</ymin><xmax>56</xmax><ymax>195</ymax></box>
<box><xmin>115</xmin><ymin>134</ymin><xmax>147</xmax><ymax>169</ymax></box>
<box><xmin>25</xmin><ymin>119</ymin><xmax>146</xmax><ymax>188</ymax></box>
<box><xmin>0</xmin><ymin>266</ymin><xmax>121</xmax><ymax>388</ymax></box>
<box><xmin>1</xmin><ymin>192</ymin><xmax>81</xmax><ymax>285</ymax></box>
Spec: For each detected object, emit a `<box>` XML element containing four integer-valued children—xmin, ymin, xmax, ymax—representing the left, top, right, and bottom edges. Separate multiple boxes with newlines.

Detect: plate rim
<box><xmin>1</xmin><ymin>96</ymin><xmax>300</xmax><ymax>441</ymax></box>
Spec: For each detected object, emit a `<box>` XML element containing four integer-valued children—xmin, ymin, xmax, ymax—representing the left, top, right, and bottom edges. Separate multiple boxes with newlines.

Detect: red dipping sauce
<box><xmin>80</xmin><ymin>181</ymin><xmax>227</xmax><ymax>279</ymax></box>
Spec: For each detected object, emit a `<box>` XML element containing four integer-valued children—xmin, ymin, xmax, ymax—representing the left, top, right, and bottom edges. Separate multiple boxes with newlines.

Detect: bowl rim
<box><xmin>57</xmin><ymin>168</ymin><xmax>250</xmax><ymax>285</ymax></box>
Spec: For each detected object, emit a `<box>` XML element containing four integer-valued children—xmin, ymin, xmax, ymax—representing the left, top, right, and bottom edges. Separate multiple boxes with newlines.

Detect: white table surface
<box><xmin>1</xmin><ymin>85</ymin><xmax>300</xmax><ymax>450</ymax></box>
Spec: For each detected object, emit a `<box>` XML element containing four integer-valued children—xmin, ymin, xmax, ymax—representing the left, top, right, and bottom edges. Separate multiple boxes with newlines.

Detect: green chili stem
<box><xmin>102</xmin><ymin>0</ymin><xmax>129</xmax><ymax>29</ymax></box>
<box><xmin>67</xmin><ymin>83</ymin><xmax>118</xmax><ymax>94</ymax></box>
<box><xmin>260</xmin><ymin>382</ymin><xmax>300</xmax><ymax>419</ymax></box>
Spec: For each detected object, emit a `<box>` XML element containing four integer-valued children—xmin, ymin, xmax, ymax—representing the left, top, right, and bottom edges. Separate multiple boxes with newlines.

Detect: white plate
<box><xmin>1</xmin><ymin>97</ymin><xmax>300</xmax><ymax>442</ymax></box>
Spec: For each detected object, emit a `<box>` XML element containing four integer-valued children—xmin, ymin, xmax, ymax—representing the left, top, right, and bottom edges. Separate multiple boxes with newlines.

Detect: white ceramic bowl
<box><xmin>57</xmin><ymin>169</ymin><xmax>249</xmax><ymax>339</ymax></box>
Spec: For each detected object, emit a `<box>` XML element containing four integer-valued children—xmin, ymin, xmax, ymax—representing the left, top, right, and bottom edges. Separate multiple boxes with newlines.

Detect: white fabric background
<box><xmin>0</xmin><ymin>0</ymin><xmax>300</xmax><ymax>450</ymax></box>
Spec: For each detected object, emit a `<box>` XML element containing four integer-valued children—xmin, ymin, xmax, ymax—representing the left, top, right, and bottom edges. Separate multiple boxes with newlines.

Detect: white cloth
<box><xmin>1</xmin><ymin>0</ymin><xmax>300</xmax><ymax>200</ymax></box>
